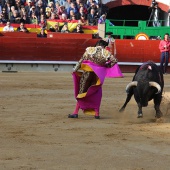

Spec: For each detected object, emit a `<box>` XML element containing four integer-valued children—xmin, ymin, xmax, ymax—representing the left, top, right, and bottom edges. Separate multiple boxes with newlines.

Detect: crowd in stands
<box><xmin>0</xmin><ymin>0</ymin><xmax>108</xmax><ymax>33</ymax></box>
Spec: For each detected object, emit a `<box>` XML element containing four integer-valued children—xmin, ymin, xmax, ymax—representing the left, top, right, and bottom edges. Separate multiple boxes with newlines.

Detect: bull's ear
<box><xmin>126</xmin><ymin>81</ymin><xmax>137</xmax><ymax>93</ymax></box>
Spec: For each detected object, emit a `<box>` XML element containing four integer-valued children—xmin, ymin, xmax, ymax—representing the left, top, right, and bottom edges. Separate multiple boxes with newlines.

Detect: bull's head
<box><xmin>126</xmin><ymin>81</ymin><xmax>161</xmax><ymax>107</ymax></box>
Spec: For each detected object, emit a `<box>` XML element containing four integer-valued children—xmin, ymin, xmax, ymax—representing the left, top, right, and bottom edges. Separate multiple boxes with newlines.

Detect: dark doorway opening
<box><xmin>106</xmin><ymin>5</ymin><xmax>164</xmax><ymax>26</ymax></box>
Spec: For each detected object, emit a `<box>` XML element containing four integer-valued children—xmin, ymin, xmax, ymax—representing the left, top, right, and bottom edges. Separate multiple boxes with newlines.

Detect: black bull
<box><xmin>119</xmin><ymin>62</ymin><xmax>164</xmax><ymax>118</ymax></box>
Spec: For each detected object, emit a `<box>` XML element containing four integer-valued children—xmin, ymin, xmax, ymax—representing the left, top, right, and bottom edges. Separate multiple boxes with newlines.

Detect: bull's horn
<box><xmin>149</xmin><ymin>82</ymin><xmax>161</xmax><ymax>94</ymax></box>
<box><xmin>126</xmin><ymin>81</ymin><xmax>137</xmax><ymax>93</ymax></box>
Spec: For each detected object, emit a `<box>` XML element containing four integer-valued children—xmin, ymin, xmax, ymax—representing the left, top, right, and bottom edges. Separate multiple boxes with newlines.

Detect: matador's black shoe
<box><xmin>68</xmin><ymin>114</ymin><xmax>78</xmax><ymax>118</ymax></box>
<box><xmin>94</xmin><ymin>115</ymin><xmax>100</xmax><ymax>119</ymax></box>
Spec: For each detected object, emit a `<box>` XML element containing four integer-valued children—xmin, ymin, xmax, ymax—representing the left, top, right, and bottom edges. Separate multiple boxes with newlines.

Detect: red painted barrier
<box><xmin>0</xmin><ymin>32</ymin><xmax>161</xmax><ymax>64</ymax></box>
<box><xmin>115</xmin><ymin>39</ymin><xmax>160</xmax><ymax>63</ymax></box>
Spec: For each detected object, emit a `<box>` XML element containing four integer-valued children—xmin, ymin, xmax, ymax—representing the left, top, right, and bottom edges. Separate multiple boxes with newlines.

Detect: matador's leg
<box><xmin>79</xmin><ymin>71</ymin><xmax>97</xmax><ymax>94</ymax></box>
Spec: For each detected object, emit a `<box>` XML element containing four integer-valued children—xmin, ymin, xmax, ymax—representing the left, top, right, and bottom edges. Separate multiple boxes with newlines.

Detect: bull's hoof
<box><xmin>119</xmin><ymin>108</ymin><xmax>125</xmax><ymax>112</ymax></box>
<box><xmin>68</xmin><ymin>114</ymin><xmax>78</xmax><ymax>118</ymax></box>
<box><xmin>95</xmin><ymin>115</ymin><xmax>100</xmax><ymax>119</ymax></box>
<box><xmin>137</xmin><ymin>113</ymin><xmax>143</xmax><ymax>118</ymax></box>
<box><xmin>155</xmin><ymin>112</ymin><xmax>163</xmax><ymax>119</ymax></box>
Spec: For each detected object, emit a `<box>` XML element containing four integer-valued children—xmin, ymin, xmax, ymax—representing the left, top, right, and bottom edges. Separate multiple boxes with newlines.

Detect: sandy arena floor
<box><xmin>0</xmin><ymin>72</ymin><xmax>170</xmax><ymax>170</ymax></box>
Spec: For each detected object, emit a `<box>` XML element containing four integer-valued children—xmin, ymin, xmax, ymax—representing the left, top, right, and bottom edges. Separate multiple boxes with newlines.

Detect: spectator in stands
<box><xmin>49</xmin><ymin>12</ymin><xmax>59</xmax><ymax>19</ymax></box>
<box><xmin>0</xmin><ymin>2</ymin><xmax>2</xmax><ymax>14</ymax></box>
<box><xmin>30</xmin><ymin>5</ymin><xmax>36</xmax><ymax>17</ymax></box>
<box><xmin>61</xmin><ymin>23</ymin><xmax>70</xmax><ymax>33</ymax></box>
<box><xmin>9</xmin><ymin>6</ymin><xmax>15</xmax><ymax>19</ymax></box>
<box><xmin>1</xmin><ymin>7</ymin><xmax>9</xmax><ymax>20</ymax></box>
<box><xmin>76</xmin><ymin>5</ymin><xmax>87</xmax><ymax>19</ymax></box>
<box><xmin>29</xmin><ymin>11</ymin><xmax>38</xmax><ymax>24</ymax></box>
<box><xmin>87</xmin><ymin>8</ymin><xmax>97</xmax><ymax>25</ymax></box>
<box><xmin>60</xmin><ymin>13</ymin><xmax>68</xmax><ymax>21</ymax></box>
<box><xmin>63</xmin><ymin>0</ymin><xmax>71</xmax><ymax>11</ymax></box>
<box><xmin>35</xmin><ymin>0</ymin><xmax>46</xmax><ymax>19</ymax></box>
<box><xmin>67</xmin><ymin>2</ymin><xmax>78</xmax><ymax>18</ymax></box>
<box><xmin>49</xmin><ymin>22</ymin><xmax>61</xmax><ymax>32</ymax></box>
<box><xmin>78</xmin><ymin>13</ymin><xmax>88</xmax><ymax>25</ymax></box>
<box><xmin>4</xmin><ymin>1</ymin><xmax>12</xmax><ymax>19</ymax></box>
<box><xmin>54</xmin><ymin>1</ymin><xmax>60</xmax><ymax>14</ymax></box>
<box><xmin>16</xmin><ymin>22</ymin><xmax>29</xmax><ymax>32</ymax></box>
<box><xmin>70</xmin><ymin>15</ymin><xmax>77</xmax><ymax>21</ymax></box>
<box><xmin>38</xmin><ymin>14</ymin><xmax>47</xmax><ymax>28</ymax></box>
<box><xmin>10</xmin><ymin>10</ymin><xmax>21</xmax><ymax>23</ymax></box>
<box><xmin>25</xmin><ymin>0</ymin><xmax>33</xmax><ymax>17</ymax></box>
<box><xmin>37</xmin><ymin>27</ymin><xmax>47</xmax><ymax>37</ymax></box>
<box><xmin>98</xmin><ymin>13</ymin><xmax>106</xmax><ymax>24</ymax></box>
<box><xmin>47</xmin><ymin>1</ymin><xmax>54</xmax><ymax>10</ymax></box>
<box><xmin>75</xmin><ymin>0</ymin><xmax>82</xmax><ymax>9</ymax></box>
<box><xmin>58</xmin><ymin>0</ymin><xmax>66</xmax><ymax>6</ymax></box>
<box><xmin>0</xmin><ymin>13</ymin><xmax>8</xmax><ymax>23</ymax></box>
<box><xmin>87</xmin><ymin>0</ymin><xmax>98</xmax><ymax>8</ymax></box>
<box><xmin>3</xmin><ymin>21</ymin><xmax>14</xmax><ymax>31</ymax></box>
<box><xmin>57</xmin><ymin>5</ymin><xmax>67</xmax><ymax>19</ymax></box>
<box><xmin>37</xmin><ymin>7</ymin><xmax>46</xmax><ymax>21</ymax></box>
<box><xmin>68</xmin><ymin>9</ymin><xmax>76</xmax><ymax>19</ymax></box>
<box><xmin>72</xmin><ymin>24</ymin><xmax>84</xmax><ymax>33</ymax></box>
<box><xmin>15</xmin><ymin>0</ymin><xmax>23</xmax><ymax>14</ymax></box>
<box><xmin>20</xmin><ymin>6</ymin><xmax>30</xmax><ymax>23</ymax></box>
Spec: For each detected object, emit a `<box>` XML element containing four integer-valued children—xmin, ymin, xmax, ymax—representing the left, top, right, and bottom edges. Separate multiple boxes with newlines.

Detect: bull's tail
<box><xmin>119</xmin><ymin>92</ymin><xmax>133</xmax><ymax>112</ymax></box>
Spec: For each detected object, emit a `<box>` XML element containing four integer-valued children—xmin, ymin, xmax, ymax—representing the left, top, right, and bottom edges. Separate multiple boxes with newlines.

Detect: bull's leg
<box><xmin>137</xmin><ymin>102</ymin><xmax>143</xmax><ymax>118</ymax></box>
<box><xmin>154</xmin><ymin>96</ymin><xmax>163</xmax><ymax>118</ymax></box>
<box><xmin>154</xmin><ymin>105</ymin><xmax>163</xmax><ymax>118</ymax></box>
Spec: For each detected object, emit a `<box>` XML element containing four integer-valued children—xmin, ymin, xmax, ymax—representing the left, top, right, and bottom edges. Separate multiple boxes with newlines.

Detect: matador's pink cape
<box><xmin>72</xmin><ymin>60</ymin><xmax>107</xmax><ymax>115</ymax></box>
<box><xmin>106</xmin><ymin>63</ymin><xmax>124</xmax><ymax>78</ymax></box>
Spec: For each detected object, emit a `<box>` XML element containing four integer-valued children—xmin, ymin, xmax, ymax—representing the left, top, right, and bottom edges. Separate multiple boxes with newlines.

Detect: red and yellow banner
<box><xmin>0</xmin><ymin>20</ymin><xmax>98</xmax><ymax>34</ymax></box>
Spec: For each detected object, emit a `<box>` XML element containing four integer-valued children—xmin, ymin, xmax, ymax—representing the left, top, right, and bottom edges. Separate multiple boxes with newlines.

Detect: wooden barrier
<box><xmin>0</xmin><ymin>32</ymin><xmax>161</xmax><ymax>64</ymax></box>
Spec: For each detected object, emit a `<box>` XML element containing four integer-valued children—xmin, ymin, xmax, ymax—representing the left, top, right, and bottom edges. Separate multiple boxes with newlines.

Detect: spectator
<box><xmin>75</xmin><ymin>0</ymin><xmax>82</xmax><ymax>9</ymax></box>
<box><xmin>0</xmin><ymin>13</ymin><xmax>8</xmax><ymax>23</ymax></box>
<box><xmin>67</xmin><ymin>2</ymin><xmax>78</xmax><ymax>18</ymax></box>
<box><xmin>30</xmin><ymin>5</ymin><xmax>36</xmax><ymax>17</ymax></box>
<box><xmin>29</xmin><ymin>12</ymin><xmax>38</xmax><ymax>24</ymax></box>
<box><xmin>98</xmin><ymin>13</ymin><xmax>106</xmax><ymax>24</ymax></box>
<box><xmin>63</xmin><ymin>0</ymin><xmax>71</xmax><ymax>10</ymax></box>
<box><xmin>20</xmin><ymin>6</ymin><xmax>30</xmax><ymax>23</ymax></box>
<box><xmin>49</xmin><ymin>12</ymin><xmax>59</xmax><ymax>19</ymax></box>
<box><xmin>16</xmin><ymin>22</ymin><xmax>29</xmax><ymax>32</ymax></box>
<box><xmin>54</xmin><ymin>1</ymin><xmax>60</xmax><ymax>14</ymax></box>
<box><xmin>60</xmin><ymin>13</ymin><xmax>68</xmax><ymax>21</ymax></box>
<box><xmin>78</xmin><ymin>13</ymin><xmax>88</xmax><ymax>25</ymax></box>
<box><xmin>57</xmin><ymin>5</ymin><xmax>67</xmax><ymax>19</ymax></box>
<box><xmin>35</xmin><ymin>0</ymin><xmax>46</xmax><ymax>19</ymax></box>
<box><xmin>87</xmin><ymin>8</ymin><xmax>97</xmax><ymax>25</ymax></box>
<box><xmin>38</xmin><ymin>14</ymin><xmax>47</xmax><ymax>28</ymax></box>
<box><xmin>15</xmin><ymin>0</ymin><xmax>23</xmax><ymax>14</ymax></box>
<box><xmin>159</xmin><ymin>33</ymin><xmax>170</xmax><ymax>74</ymax></box>
<box><xmin>68</xmin><ymin>9</ymin><xmax>76</xmax><ymax>19</ymax></box>
<box><xmin>10</xmin><ymin>10</ymin><xmax>21</xmax><ymax>23</ymax></box>
<box><xmin>4</xmin><ymin>1</ymin><xmax>12</xmax><ymax>19</ymax></box>
<box><xmin>25</xmin><ymin>0</ymin><xmax>33</xmax><ymax>17</ymax></box>
<box><xmin>61</xmin><ymin>23</ymin><xmax>70</xmax><ymax>33</ymax></box>
<box><xmin>72</xmin><ymin>24</ymin><xmax>84</xmax><ymax>33</ymax></box>
<box><xmin>37</xmin><ymin>27</ymin><xmax>47</xmax><ymax>37</ymax></box>
<box><xmin>3</xmin><ymin>21</ymin><xmax>14</xmax><ymax>31</ymax></box>
<box><xmin>87</xmin><ymin>0</ymin><xmax>98</xmax><ymax>13</ymax></box>
<box><xmin>76</xmin><ymin>5</ymin><xmax>87</xmax><ymax>19</ymax></box>
<box><xmin>49</xmin><ymin>22</ymin><xmax>61</xmax><ymax>32</ymax></box>
<box><xmin>1</xmin><ymin>7</ymin><xmax>9</xmax><ymax>20</ymax></box>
